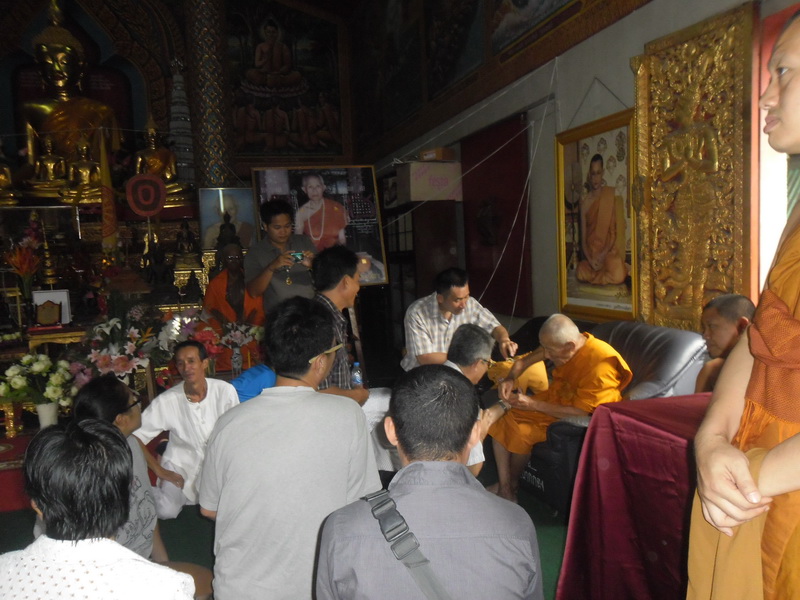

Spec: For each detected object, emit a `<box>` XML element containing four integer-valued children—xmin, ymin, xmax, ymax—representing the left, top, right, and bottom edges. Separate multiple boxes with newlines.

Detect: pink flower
<box><xmin>112</xmin><ymin>355</ymin><xmax>135</xmax><ymax>375</ymax></box>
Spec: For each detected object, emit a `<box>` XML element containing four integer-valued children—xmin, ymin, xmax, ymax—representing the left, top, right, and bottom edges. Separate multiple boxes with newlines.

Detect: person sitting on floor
<box><xmin>694</xmin><ymin>293</ymin><xmax>755</xmax><ymax>393</ymax></box>
<box><xmin>133</xmin><ymin>340</ymin><xmax>239</xmax><ymax>519</ymax></box>
<box><xmin>489</xmin><ymin>313</ymin><xmax>632</xmax><ymax>502</ymax></box>
<box><xmin>0</xmin><ymin>419</ymin><xmax>194</xmax><ymax>599</ymax></box>
<box><xmin>316</xmin><ymin>364</ymin><xmax>544</xmax><ymax>600</ymax></box>
<box><xmin>32</xmin><ymin>374</ymin><xmax>168</xmax><ymax>562</ymax></box>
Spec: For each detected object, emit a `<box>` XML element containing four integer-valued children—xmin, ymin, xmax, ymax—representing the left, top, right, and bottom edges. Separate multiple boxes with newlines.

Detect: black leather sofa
<box><xmin>509</xmin><ymin>319</ymin><xmax>707</xmax><ymax>515</ymax></box>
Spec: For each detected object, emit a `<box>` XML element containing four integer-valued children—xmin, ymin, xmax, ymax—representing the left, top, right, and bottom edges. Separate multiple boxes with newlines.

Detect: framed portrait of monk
<box><xmin>555</xmin><ymin>108</ymin><xmax>637</xmax><ymax>321</ymax></box>
<box><xmin>251</xmin><ymin>166</ymin><xmax>388</xmax><ymax>286</ymax></box>
<box><xmin>198</xmin><ymin>188</ymin><xmax>258</xmax><ymax>251</ymax></box>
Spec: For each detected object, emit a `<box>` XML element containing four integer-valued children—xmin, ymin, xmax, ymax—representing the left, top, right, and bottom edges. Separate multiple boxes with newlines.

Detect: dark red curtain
<box><xmin>461</xmin><ymin>114</ymin><xmax>532</xmax><ymax>316</ymax></box>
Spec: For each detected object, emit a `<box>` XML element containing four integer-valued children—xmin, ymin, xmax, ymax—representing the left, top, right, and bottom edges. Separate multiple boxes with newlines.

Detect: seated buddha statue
<box><xmin>59</xmin><ymin>137</ymin><xmax>103</xmax><ymax>204</ymax></box>
<box><xmin>22</xmin><ymin>0</ymin><xmax>121</xmax><ymax>170</ymax></box>
<box><xmin>133</xmin><ymin>118</ymin><xmax>192</xmax><ymax>202</ymax></box>
<box><xmin>28</xmin><ymin>135</ymin><xmax>68</xmax><ymax>194</ymax></box>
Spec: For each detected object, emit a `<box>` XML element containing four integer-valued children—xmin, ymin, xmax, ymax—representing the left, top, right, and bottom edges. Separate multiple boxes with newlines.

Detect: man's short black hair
<box><xmin>447</xmin><ymin>324</ymin><xmax>494</xmax><ymax>367</ymax></box>
<box><xmin>312</xmin><ymin>245</ymin><xmax>358</xmax><ymax>292</ymax></box>
<box><xmin>434</xmin><ymin>268</ymin><xmax>469</xmax><ymax>296</ymax></box>
<box><xmin>73</xmin><ymin>373</ymin><xmax>131</xmax><ymax>424</ymax></box>
<box><xmin>389</xmin><ymin>365</ymin><xmax>479</xmax><ymax>462</ymax></box>
<box><xmin>176</xmin><ymin>339</ymin><xmax>207</xmax><ymax>361</ymax></box>
<box><xmin>265</xmin><ymin>296</ymin><xmax>334</xmax><ymax>378</ymax></box>
<box><xmin>260</xmin><ymin>199</ymin><xmax>294</xmax><ymax>226</ymax></box>
<box><xmin>24</xmin><ymin>419</ymin><xmax>131</xmax><ymax>541</ymax></box>
<box><xmin>703</xmin><ymin>294</ymin><xmax>755</xmax><ymax>323</ymax></box>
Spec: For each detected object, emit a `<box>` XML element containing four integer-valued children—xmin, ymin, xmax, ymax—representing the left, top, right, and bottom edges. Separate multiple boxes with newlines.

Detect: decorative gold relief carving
<box><xmin>632</xmin><ymin>4</ymin><xmax>755</xmax><ymax>329</ymax></box>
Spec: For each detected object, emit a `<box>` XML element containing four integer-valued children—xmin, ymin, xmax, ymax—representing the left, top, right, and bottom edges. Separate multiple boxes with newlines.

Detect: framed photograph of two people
<box><xmin>556</xmin><ymin>108</ymin><xmax>637</xmax><ymax>321</ymax></box>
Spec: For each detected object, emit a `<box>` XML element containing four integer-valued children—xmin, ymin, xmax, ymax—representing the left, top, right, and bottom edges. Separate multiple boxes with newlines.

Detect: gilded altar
<box><xmin>632</xmin><ymin>4</ymin><xmax>756</xmax><ymax>329</ymax></box>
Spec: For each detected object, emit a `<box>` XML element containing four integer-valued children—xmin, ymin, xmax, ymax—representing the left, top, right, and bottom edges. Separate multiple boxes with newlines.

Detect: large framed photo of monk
<box><xmin>251</xmin><ymin>166</ymin><xmax>388</xmax><ymax>286</ymax></box>
<box><xmin>555</xmin><ymin>109</ymin><xmax>637</xmax><ymax>321</ymax></box>
<box><xmin>198</xmin><ymin>188</ymin><xmax>258</xmax><ymax>251</ymax></box>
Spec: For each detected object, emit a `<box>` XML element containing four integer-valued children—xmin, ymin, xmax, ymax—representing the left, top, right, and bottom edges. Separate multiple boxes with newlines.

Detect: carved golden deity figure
<box><xmin>133</xmin><ymin>118</ymin><xmax>192</xmax><ymax>201</ymax></box>
<box><xmin>22</xmin><ymin>0</ymin><xmax>121</xmax><ymax>170</ymax></box>
<box><xmin>33</xmin><ymin>135</ymin><xmax>67</xmax><ymax>183</ymax></box>
<box><xmin>657</xmin><ymin>73</ymin><xmax>719</xmax><ymax>312</ymax></box>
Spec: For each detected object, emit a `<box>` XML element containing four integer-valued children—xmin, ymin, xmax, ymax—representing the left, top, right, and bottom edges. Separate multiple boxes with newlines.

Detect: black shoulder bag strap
<box><xmin>363</xmin><ymin>489</ymin><xmax>454</xmax><ymax>600</ymax></box>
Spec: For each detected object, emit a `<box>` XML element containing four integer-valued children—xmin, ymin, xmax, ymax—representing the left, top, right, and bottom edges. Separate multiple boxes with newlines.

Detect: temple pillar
<box><xmin>185</xmin><ymin>0</ymin><xmax>233</xmax><ymax>187</ymax></box>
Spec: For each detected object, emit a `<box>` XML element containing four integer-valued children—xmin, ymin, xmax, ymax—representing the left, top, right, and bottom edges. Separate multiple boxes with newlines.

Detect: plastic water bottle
<box><xmin>350</xmin><ymin>362</ymin><xmax>363</xmax><ymax>387</ymax></box>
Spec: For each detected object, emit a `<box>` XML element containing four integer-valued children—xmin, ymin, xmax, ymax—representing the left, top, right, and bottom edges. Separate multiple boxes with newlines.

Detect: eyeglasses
<box><xmin>308</xmin><ymin>342</ymin><xmax>344</xmax><ymax>364</ymax></box>
<box><xmin>480</xmin><ymin>358</ymin><xmax>497</xmax><ymax>368</ymax></box>
<box><xmin>118</xmin><ymin>392</ymin><xmax>144</xmax><ymax>416</ymax></box>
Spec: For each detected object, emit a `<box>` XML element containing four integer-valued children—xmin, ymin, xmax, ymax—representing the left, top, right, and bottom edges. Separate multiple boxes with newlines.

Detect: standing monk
<box><xmin>688</xmin><ymin>12</ymin><xmax>800</xmax><ymax>600</ymax></box>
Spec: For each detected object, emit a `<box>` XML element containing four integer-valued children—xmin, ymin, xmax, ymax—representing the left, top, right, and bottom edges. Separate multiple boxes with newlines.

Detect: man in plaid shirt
<box><xmin>401</xmin><ymin>267</ymin><xmax>518</xmax><ymax>371</ymax></box>
<box><xmin>312</xmin><ymin>245</ymin><xmax>368</xmax><ymax>405</ymax></box>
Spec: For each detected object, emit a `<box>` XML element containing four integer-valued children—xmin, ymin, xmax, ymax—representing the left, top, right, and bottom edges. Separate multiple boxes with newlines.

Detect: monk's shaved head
<box><xmin>539</xmin><ymin>314</ymin><xmax>581</xmax><ymax>347</ymax></box>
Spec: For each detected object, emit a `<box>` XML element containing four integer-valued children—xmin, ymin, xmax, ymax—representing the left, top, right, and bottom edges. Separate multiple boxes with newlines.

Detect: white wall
<box><xmin>378</xmin><ymin>0</ymin><xmax>792</xmax><ymax>317</ymax></box>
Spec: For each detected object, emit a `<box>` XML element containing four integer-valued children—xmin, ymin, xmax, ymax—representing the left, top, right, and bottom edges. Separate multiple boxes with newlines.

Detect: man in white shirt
<box><xmin>134</xmin><ymin>340</ymin><xmax>239</xmax><ymax>519</ymax></box>
<box><xmin>401</xmin><ymin>267</ymin><xmax>517</xmax><ymax>371</ymax></box>
<box><xmin>0</xmin><ymin>419</ymin><xmax>194</xmax><ymax>600</ymax></box>
<box><xmin>200</xmin><ymin>296</ymin><xmax>381</xmax><ymax>600</ymax></box>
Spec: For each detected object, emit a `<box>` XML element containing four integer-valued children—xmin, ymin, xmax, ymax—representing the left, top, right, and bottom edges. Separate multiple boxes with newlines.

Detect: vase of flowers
<box><xmin>219</xmin><ymin>322</ymin><xmax>260</xmax><ymax>378</ymax></box>
<box><xmin>0</xmin><ymin>354</ymin><xmax>75</xmax><ymax>428</ymax></box>
<box><xmin>5</xmin><ymin>246</ymin><xmax>41</xmax><ymax>328</ymax></box>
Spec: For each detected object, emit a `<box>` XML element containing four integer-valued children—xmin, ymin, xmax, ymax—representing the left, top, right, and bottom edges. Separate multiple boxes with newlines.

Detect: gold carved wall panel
<box><xmin>632</xmin><ymin>4</ymin><xmax>755</xmax><ymax>329</ymax></box>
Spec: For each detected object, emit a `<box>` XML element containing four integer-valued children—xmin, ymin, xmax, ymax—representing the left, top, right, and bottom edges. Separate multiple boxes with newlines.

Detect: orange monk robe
<box><xmin>302</xmin><ymin>198</ymin><xmax>347</xmax><ymax>251</ymax></box>
<box><xmin>487</xmin><ymin>353</ymin><xmax>549</xmax><ymax>397</ymax></box>
<box><xmin>202</xmin><ymin>269</ymin><xmax>265</xmax><ymax>372</ymax></box>
<box><xmin>489</xmin><ymin>333</ymin><xmax>632</xmax><ymax>455</ymax></box>
<box><xmin>687</xmin><ymin>220</ymin><xmax>800</xmax><ymax>600</ymax></box>
<box><xmin>576</xmin><ymin>186</ymin><xmax>627</xmax><ymax>285</ymax></box>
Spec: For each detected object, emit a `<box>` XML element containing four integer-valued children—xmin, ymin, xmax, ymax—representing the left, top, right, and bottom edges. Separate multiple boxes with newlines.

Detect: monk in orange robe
<box><xmin>489</xmin><ymin>314</ymin><xmax>632</xmax><ymax>501</ymax></box>
<box><xmin>295</xmin><ymin>173</ymin><xmax>348</xmax><ymax>251</ymax></box>
<box><xmin>576</xmin><ymin>154</ymin><xmax>627</xmax><ymax>285</ymax></box>
<box><xmin>203</xmin><ymin>243</ymin><xmax>265</xmax><ymax>372</ymax></box>
<box><xmin>688</xmin><ymin>14</ymin><xmax>800</xmax><ymax>599</ymax></box>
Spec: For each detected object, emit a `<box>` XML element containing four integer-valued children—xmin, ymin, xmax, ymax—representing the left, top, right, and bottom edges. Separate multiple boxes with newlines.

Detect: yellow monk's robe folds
<box><xmin>688</xmin><ymin>218</ymin><xmax>800</xmax><ymax>600</ymax></box>
<box><xmin>488</xmin><ymin>333</ymin><xmax>632</xmax><ymax>455</ymax></box>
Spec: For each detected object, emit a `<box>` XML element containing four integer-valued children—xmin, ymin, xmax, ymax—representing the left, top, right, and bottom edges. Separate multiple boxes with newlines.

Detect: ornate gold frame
<box><xmin>556</xmin><ymin>108</ymin><xmax>637</xmax><ymax>322</ymax></box>
<box><xmin>631</xmin><ymin>4</ymin><xmax>756</xmax><ymax>329</ymax></box>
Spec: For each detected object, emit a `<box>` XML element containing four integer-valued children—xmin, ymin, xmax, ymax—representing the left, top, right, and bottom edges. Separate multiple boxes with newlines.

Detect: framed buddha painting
<box><xmin>555</xmin><ymin>108</ymin><xmax>637</xmax><ymax>321</ymax></box>
<box><xmin>251</xmin><ymin>165</ymin><xmax>388</xmax><ymax>286</ymax></box>
<box><xmin>198</xmin><ymin>188</ymin><xmax>258</xmax><ymax>251</ymax></box>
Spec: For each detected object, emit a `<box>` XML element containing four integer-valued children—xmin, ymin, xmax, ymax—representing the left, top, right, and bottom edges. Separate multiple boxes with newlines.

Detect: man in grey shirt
<box><xmin>316</xmin><ymin>365</ymin><xmax>544</xmax><ymax>600</ymax></box>
<box><xmin>200</xmin><ymin>297</ymin><xmax>380</xmax><ymax>600</ymax></box>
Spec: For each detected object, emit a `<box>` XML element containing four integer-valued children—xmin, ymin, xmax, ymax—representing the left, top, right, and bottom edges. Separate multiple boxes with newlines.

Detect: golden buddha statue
<box><xmin>133</xmin><ymin>117</ymin><xmax>192</xmax><ymax>202</ymax></box>
<box><xmin>22</xmin><ymin>0</ymin><xmax>121</xmax><ymax>169</ymax></box>
<box><xmin>33</xmin><ymin>135</ymin><xmax>67</xmax><ymax>182</ymax></box>
<box><xmin>59</xmin><ymin>137</ymin><xmax>102</xmax><ymax>204</ymax></box>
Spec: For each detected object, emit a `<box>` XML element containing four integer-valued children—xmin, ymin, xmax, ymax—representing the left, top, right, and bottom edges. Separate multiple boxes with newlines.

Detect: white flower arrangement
<box><xmin>0</xmin><ymin>353</ymin><xmax>74</xmax><ymax>406</ymax></box>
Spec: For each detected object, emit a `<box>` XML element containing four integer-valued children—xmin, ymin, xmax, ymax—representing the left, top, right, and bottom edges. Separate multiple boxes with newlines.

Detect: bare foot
<box><xmin>497</xmin><ymin>485</ymin><xmax>518</xmax><ymax>503</ymax></box>
<box><xmin>485</xmin><ymin>483</ymin><xmax>499</xmax><ymax>494</ymax></box>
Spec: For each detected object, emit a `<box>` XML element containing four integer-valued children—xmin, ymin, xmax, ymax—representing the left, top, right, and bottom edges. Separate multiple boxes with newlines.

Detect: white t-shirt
<box><xmin>0</xmin><ymin>536</ymin><xmax>194</xmax><ymax>600</ymax></box>
<box><xmin>134</xmin><ymin>378</ymin><xmax>239</xmax><ymax>503</ymax></box>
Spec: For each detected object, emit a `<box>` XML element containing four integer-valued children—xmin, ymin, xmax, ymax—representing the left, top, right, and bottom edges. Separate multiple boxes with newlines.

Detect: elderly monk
<box><xmin>687</xmin><ymin>12</ymin><xmax>800</xmax><ymax>600</ymax></box>
<box><xmin>576</xmin><ymin>154</ymin><xmax>627</xmax><ymax>285</ymax></box>
<box><xmin>489</xmin><ymin>314</ymin><xmax>632</xmax><ymax>502</ymax></box>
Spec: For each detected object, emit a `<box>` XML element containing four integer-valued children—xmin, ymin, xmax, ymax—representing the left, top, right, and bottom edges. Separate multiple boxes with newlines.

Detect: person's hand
<box><xmin>268</xmin><ymin>251</ymin><xmax>295</xmax><ymax>272</ymax></box>
<box><xmin>351</xmin><ymin>387</ymin><xmax>369</xmax><ymax>404</ymax></box>
<box><xmin>498</xmin><ymin>378</ymin><xmax>515</xmax><ymax>401</ymax></box>
<box><xmin>301</xmin><ymin>250</ymin><xmax>314</xmax><ymax>268</ymax></box>
<box><xmin>695</xmin><ymin>437</ymin><xmax>771</xmax><ymax>536</ymax></box>
<box><xmin>499</xmin><ymin>339</ymin><xmax>518</xmax><ymax>359</ymax></box>
<box><xmin>159</xmin><ymin>468</ymin><xmax>185</xmax><ymax>489</ymax></box>
<box><xmin>507</xmin><ymin>392</ymin><xmax>536</xmax><ymax>411</ymax></box>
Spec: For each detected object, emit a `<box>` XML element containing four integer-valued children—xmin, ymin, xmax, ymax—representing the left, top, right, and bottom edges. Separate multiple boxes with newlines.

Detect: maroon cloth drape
<box><xmin>557</xmin><ymin>394</ymin><xmax>711</xmax><ymax>600</ymax></box>
<box><xmin>0</xmin><ymin>433</ymin><xmax>32</xmax><ymax>512</ymax></box>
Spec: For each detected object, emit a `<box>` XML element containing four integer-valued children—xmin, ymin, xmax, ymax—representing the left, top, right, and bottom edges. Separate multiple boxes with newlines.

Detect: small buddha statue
<box><xmin>22</xmin><ymin>0</ymin><xmax>122</xmax><ymax>169</ymax></box>
<box><xmin>0</xmin><ymin>148</ymin><xmax>17</xmax><ymax>205</ymax></box>
<box><xmin>34</xmin><ymin>136</ymin><xmax>67</xmax><ymax>183</ymax></box>
<box><xmin>133</xmin><ymin>117</ymin><xmax>192</xmax><ymax>201</ymax></box>
<box><xmin>59</xmin><ymin>137</ymin><xmax>102</xmax><ymax>204</ymax></box>
<box><xmin>214</xmin><ymin>212</ymin><xmax>241</xmax><ymax>250</ymax></box>
<box><xmin>175</xmin><ymin>218</ymin><xmax>201</xmax><ymax>269</ymax></box>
